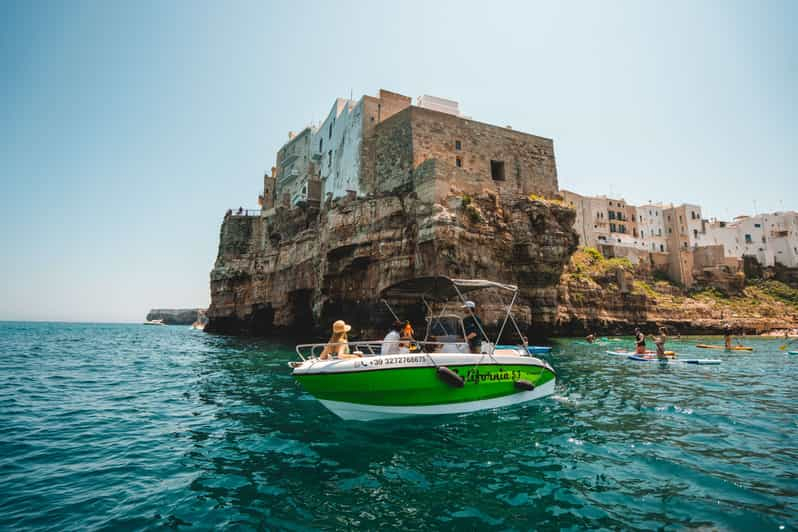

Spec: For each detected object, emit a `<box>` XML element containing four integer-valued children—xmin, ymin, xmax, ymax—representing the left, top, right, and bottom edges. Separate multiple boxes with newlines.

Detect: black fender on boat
<box><xmin>514</xmin><ymin>379</ymin><xmax>535</xmax><ymax>391</ymax></box>
<box><xmin>437</xmin><ymin>366</ymin><xmax>464</xmax><ymax>388</ymax></box>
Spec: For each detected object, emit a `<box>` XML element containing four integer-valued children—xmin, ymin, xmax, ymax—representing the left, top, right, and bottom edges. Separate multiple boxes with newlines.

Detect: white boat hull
<box><xmin>318</xmin><ymin>379</ymin><xmax>556</xmax><ymax>421</ymax></box>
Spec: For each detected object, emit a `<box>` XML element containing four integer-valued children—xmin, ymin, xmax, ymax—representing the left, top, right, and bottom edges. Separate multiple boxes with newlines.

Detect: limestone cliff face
<box><xmin>552</xmin><ymin>251</ymin><xmax>798</xmax><ymax>335</ymax></box>
<box><xmin>206</xmin><ymin>191</ymin><xmax>579</xmax><ymax>338</ymax></box>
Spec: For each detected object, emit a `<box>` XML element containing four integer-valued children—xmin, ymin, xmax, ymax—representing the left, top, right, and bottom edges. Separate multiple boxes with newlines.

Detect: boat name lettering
<box><xmin>465</xmin><ymin>369</ymin><xmax>523</xmax><ymax>384</ymax></box>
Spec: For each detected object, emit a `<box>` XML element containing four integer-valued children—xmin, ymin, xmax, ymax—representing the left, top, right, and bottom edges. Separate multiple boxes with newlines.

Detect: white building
<box><xmin>635</xmin><ymin>203</ymin><xmax>668</xmax><ymax>253</ymax></box>
<box><xmin>700</xmin><ymin>212</ymin><xmax>798</xmax><ymax>267</ymax></box>
<box><xmin>312</xmin><ymin>98</ymin><xmax>363</xmax><ymax>200</ymax></box>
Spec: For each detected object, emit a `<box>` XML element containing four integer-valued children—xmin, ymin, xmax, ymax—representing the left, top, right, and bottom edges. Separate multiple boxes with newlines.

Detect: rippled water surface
<box><xmin>1</xmin><ymin>322</ymin><xmax>797</xmax><ymax>530</ymax></box>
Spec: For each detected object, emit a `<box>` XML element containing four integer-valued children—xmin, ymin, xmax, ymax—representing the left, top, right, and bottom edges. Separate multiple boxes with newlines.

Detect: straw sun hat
<box><xmin>332</xmin><ymin>320</ymin><xmax>352</xmax><ymax>334</ymax></box>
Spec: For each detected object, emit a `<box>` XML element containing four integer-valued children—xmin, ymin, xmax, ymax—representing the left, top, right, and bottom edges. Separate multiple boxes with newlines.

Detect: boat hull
<box><xmin>292</xmin><ymin>354</ymin><xmax>556</xmax><ymax>421</ymax></box>
<box><xmin>318</xmin><ymin>379</ymin><xmax>556</xmax><ymax>421</ymax></box>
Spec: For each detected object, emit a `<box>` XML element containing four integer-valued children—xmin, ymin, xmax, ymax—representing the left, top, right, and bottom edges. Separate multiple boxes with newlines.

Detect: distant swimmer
<box><xmin>586</xmin><ymin>333</ymin><xmax>596</xmax><ymax>344</ymax></box>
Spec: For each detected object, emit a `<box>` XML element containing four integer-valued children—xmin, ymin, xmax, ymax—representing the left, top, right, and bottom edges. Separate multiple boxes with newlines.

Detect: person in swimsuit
<box><xmin>634</xmin><ymin>327</ymin><xmax>646</xmax><ymax>354</ymax></box>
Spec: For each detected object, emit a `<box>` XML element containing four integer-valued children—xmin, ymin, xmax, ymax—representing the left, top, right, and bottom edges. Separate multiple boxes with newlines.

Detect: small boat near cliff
<box><xmin>290</xmin><ymin>277</ymin><xmax>557</xmax><ymax>421</ymax></box>
<box><xmin>143</xmin><ymin>319</ymin><xmax>166</xmax><ymax>326</ymax></box>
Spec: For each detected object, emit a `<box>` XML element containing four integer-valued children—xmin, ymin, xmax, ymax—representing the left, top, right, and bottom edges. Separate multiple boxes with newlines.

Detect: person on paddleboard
<box><xmin>724</xmin><ymin>323</ymin><xmax>732</xmax><ymax>350</ymax></box>
<box><xmin>634</xmin><ymin>327</ymin><xmax>647</xmax><ymax>354</ymax></box>
<box><xmin>652</xmin><ymin>327</ymin><xmax>671</xmax><ymax>359</ymax></box>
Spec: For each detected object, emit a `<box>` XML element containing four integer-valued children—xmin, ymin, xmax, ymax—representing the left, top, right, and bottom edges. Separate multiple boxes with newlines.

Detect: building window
<box><xmin>745</xmin><ymin>234</ymin><xmax>752</xmax><ymax>243</ymax></box>
<box><xmin>455</xmin><ymin>140</ymin><xmax>462</xmax><ymax>150</ymax></box>
<box><xmin>455</xmin><ymin>157</ymin><xmax>462</xmax><ymax>167</ymax></box>
<box><xmin>490</xmin><ymin>160</ymin><xmax>505</xmax><ymax>181</ymax></box>
<box><xmin>328</xmin><ymin>122</ymin><xmax>333</xmax><ymax>139</ymax></box>
<box><xmin>610</xmin><ymin>223</ymin><xmax>617</xmax><ymax>232</ymax></box>
<box><xmin>754</xmin><ymin>223</ymin><xmax>761</xmax><ymax>228</ymax></box>
<box><xmin>660</xmin><ymin>244</ymin><xmax>664</xmax><ymax>252</ymax></box>
<box><xmin>328</xmin><ymin>150</ymin><xmax>332</xmax><ymax>168</ymax></box>
<box><xmin>693</xmin><ymin>229</ymin><xmax>698</xmax><ymax>239</ymax></box>
<box><xmin>319</xmin><ymin>139</ymin><xmax>323</xmax><ymax>152</ymax></box>
<box><xmin>609</xmin><ymin>211</ymin><xmax>616</xmax><ymax>220</ymax></box>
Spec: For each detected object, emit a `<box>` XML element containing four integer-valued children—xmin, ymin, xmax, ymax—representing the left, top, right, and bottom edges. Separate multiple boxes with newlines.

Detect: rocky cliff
<box><xmin>146</xmin><ymin>308</ymin><xmax>206</xmax><ymax>326</ymax></box>
<box><xmin>206</xmin><ymin>189</ymin><xmax>579</xmax><ymax>338</ymax></box>
<box><xmin>553</xmin><ymin>249</ymin><xmax>798</xmax><ymax>335</ymax></box>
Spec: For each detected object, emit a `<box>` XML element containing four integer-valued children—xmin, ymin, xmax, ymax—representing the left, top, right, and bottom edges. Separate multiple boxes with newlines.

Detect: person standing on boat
<box><xmin>462</xmin><ymin>301</ymin><xmax>486</xmax><ymax>354</ymax></box>
<box><xmin>381</xmin><ymin>320</ymin><xmax>403</xmax><ymax>355</ymax></box>
<box><xmin>634</xmin><ymin>327</ymin><xmax>647</xmax><ymax>354</ymax></box>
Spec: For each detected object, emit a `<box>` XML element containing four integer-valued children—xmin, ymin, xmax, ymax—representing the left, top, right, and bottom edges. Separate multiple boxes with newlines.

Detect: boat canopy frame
<box><xmin>380</xmin><ymin>276</ymin><xmax>528</xmax><ymax>357</ymax></box>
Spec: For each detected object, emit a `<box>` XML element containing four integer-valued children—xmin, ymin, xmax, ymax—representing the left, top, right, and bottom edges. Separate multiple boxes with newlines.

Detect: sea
<box><xmin>0</xmin><ymin>321</ymin><xmax>796</xmax><ymax>530</ymax></box>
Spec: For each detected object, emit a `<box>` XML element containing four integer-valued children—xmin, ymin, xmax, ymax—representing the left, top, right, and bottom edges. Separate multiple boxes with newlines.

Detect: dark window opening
<box><xmin>328</xmin><ymin>122</ymin><xmax>333</xmax><ymax>139</ymax></box>
<box><xmin>328</xmin><ymin>150</ymin><xmax>332</xmax><ymax>168</ymax></box>
<box><xmin>455</xmin><ymin>140</ymin><xmax>462</xmax><ymax>150</ymax></box>
<box><xmin>319</xmin><ymin>139</ymin><xmax>323</xmax><ymax>152</ymax></box>
<box><xmin>490</xmin><ymin>160</ymin><xmax>505</xmax><ymax>181</ymax></box>
<box><xmin>455</xmin><ymin>157</ymin><xmax>462</xmax><ymax>168</ymax></box>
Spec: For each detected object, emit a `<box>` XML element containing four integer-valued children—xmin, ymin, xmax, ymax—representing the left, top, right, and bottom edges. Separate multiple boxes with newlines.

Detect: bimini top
<box><xmin>381</xmin><ymin>276</ymin><xmax>518</xmax><ymax>301</ymax></box>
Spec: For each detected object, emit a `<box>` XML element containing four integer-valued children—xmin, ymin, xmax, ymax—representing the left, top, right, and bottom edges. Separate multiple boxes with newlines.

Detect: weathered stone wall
<box><xmin>409</xmin><ymin>107</ymin><xmax>558</xmax><ymax>197</ymax></box>
<box><xmin>361</xmin><ymin>106</ymin><xmax>558</xmax><ymax>201</ymax></box>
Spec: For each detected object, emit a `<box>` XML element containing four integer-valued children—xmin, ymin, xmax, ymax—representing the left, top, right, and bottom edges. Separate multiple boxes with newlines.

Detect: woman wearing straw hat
<box><xmin>319</xmin><ymin>320</ymin><xmax>360</xmax><ymax>359</ymax></box>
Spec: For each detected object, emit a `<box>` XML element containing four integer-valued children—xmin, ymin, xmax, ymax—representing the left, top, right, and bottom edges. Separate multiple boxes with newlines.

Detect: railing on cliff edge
<box><xmin>225</xmin><ymin>208</ymin><xmax>261</xmax><ymax>217</ymax></box>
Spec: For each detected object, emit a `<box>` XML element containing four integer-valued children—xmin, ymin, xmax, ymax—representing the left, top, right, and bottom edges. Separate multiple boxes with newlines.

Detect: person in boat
<box><xmin>381</xmin><ymin>320</ymin><xmax>403</xmax><ymax>355</ymax></box>
<box><xmin>723</xmin><ymin>323</ymin><xmax>732</xmax><ymax>350</ymax></box>
<box><xmin>634</xmin><ymin>327</ymin><xmax>647</xmax><ymax>354</ymax></box>
<box><xmin>319</xmin><ymin>320</ymin><xmax>360</xmax><ymax>360</ymax></box>
<box><xmin>586</xmin><ymin>333</ymin><xmax>595</xmax><ymax>344</ymax></box>
<box><xmin>462</xmin><ymin>300</ymin><xmax>487</xmax><ymax>354</ymax></box>
<box><xmin>399</xmin><ymin>320</ymin><xmax>416</xmax><ymax>352</ymax></box>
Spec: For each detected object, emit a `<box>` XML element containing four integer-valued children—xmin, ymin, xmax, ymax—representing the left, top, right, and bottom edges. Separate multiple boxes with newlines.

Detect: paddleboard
<box><xmin>789</xmin><ymin>351</ymin><xmax>798</xmax><ymax>355</ymax></box>
<box><xmin>526</xmin><ymin>346</ymin><xmax>552</xmax><ymax>354</ymax></box>
<box><xmin>606</xmin><ymin>350</ymin><xmax>675</xmax><ymax>357</ymax></box>
<box><xmin>627</xmin><ymin>354</ymin><xmax>720</xmax><ymax>365</ymax></box>
<box><xmin>696</xmin><ymin>344</ymin><xmax>753</xmax><ymax>351</ymax></box>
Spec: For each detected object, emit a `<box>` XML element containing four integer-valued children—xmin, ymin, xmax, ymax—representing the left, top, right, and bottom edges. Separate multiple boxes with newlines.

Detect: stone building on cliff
<box><xmin>266</xmin><ymin>89</ymin><xmax>558</xmax><ymax>209</ymax></box>
<box><xmin>207</xmin><ymin>88</ymin><xmax>577</xmax><ymax>336</ymax></box>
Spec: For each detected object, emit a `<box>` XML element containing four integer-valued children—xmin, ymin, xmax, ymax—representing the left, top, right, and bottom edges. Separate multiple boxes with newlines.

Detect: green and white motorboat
<box><xmin>290</xmin><ymin>277</ymin><xmax>557</xmax><ymax>421</ymax></box>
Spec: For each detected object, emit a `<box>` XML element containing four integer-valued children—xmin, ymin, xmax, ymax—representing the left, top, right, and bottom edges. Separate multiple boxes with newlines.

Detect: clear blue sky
<box><xmin>1</xmin><ymin>0</ymin><xmax>796</xmax><ymax>322</ymax></box>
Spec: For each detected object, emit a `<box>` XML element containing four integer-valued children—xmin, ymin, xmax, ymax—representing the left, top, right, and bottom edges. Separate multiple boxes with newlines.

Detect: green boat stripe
<box><xmin>296</xmin><ymin>362</ymin><xmax>556</xmax><ymax>378</ymax></box>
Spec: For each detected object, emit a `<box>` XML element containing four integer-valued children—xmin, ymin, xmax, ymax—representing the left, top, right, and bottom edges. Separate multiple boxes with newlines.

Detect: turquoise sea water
<box><xmin>1</xmin><ymin>322</ymin><xmax>796</xmax><ymax>530</ymax></box>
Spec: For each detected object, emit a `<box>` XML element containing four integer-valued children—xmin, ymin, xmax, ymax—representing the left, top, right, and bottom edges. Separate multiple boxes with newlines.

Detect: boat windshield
<box><xmin>426</xmin><ymin>316</ymin><xmax>465</xmax><ymax>342</ymax></box>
